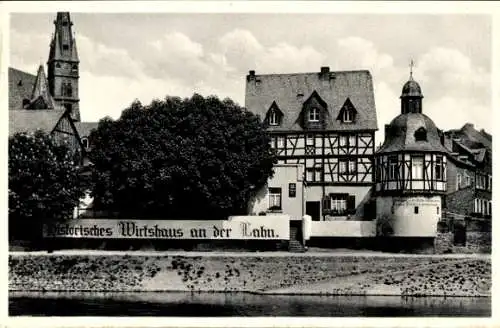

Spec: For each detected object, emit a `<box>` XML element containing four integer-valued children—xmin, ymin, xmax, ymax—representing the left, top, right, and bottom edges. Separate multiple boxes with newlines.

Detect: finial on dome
<box><xmin>409</xmin><ymin>59</ymin><xmax>415</xmax><ymax>80</ymax></box>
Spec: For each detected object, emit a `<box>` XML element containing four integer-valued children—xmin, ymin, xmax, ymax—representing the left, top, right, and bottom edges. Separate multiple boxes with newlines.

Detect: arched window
<box><xmin>309</xmin><ymin>107</ymin><xmax>320</xmax><ymax>122</ymax></box>
<box><xmin>81</xmin><ymin>137</ymin><xmax>89</xmax><ymax>149</ymax></box>
<box><xmin>61</xmin><ymin>83</ymin><xmax>73</xmax><ymax>97</ymax></box>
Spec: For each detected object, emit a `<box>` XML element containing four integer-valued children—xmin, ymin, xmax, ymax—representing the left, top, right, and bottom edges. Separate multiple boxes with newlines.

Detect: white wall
<box><xmin>310</xmin><ymin>220</ymin><xmax>376</xmax><ymax>237</ymax></box>
<box><xmin>376</xmin><ymin>196</ymin><xmax>441</xmax><ymax>237</ymax></box>
<box><xmin>249</xmin><ymin>164</ymin><xmax>304</xmax><ymax>220</ymax></box>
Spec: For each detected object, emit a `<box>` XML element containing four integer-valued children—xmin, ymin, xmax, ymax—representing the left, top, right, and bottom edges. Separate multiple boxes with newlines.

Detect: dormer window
<box><xmin>309</xmin><ymin>107</ymin><xmax>320</xmax><ymax>122</ymax></box>
<box><xmin>415</xmin><ymin>127</ymin><xmax>427</xmax><ymax>141</ymax></box>
<box><xmin>265</xmin><ymin>101</ymin><xmax>283</xmax><ymax>127</ymax></box>
<box><xmin>269</xmin><ymin>110</ymin><xmax>279</xmax><ymax>126</ymax></box>
<box><xmin>337</xmin><ymin>98</ymin><xmax>358</xmax><ymax>124</ymax></box>
<box><xmin>342</xmin><ymin>109</ymin><xmax>354</xmax><ymax>123</ymax></box>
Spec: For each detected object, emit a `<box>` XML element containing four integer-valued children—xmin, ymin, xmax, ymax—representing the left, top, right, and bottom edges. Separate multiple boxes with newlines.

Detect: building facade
<box><xmin>374</xmin><ymin>73</ymin><xmax>448</xmax><ymax>238</ymax></box>
<box><xmin>245</xmin><ymin>68</ymin><xmax>378</xmax><ymax>221</ymax></box>
<box><xmin>248</xmin><ymin>164</ymin><xmax>305</xmax><ymax>220</ymax></box>
<box><xmin>443</xmin><ymin>124</ymin><xmax>492</xmax><ymax>218</ymax></box>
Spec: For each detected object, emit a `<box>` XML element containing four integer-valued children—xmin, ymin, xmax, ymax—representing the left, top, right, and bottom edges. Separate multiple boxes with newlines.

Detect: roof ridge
<box><xmin>250</xmin><ymin>69</ymin><xmax>371</xmax><ymax>77</ymax></box>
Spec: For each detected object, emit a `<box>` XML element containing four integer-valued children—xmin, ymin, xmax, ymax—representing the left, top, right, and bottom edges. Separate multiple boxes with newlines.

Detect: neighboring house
<box><xmin>249</xmin><ymin>164</ymin><xmax>305</xmax><ymax>220</ymax></box>
<box><xmin>443</xmin><ymin>124</ymin><xmax>492</xmax><ymax>218</ymax></box>
<box><xmin>245</xmin><ymin>67</ymin><xmax>378</xmax><ymax>221</ymax></box>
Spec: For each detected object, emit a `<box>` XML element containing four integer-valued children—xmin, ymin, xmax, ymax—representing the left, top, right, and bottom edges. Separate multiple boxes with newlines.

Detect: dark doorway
<box><xmin>306</xmin><ymin>201</ymin><xmax>321</xmax><ymax>221</ymax></box>
<box><xmin>453</xmin><ymin>221</ymin><xmax>467</xmax><ymax>246</ymax></box>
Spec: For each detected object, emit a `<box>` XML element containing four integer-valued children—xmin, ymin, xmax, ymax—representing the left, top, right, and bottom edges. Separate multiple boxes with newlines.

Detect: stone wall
<box><xmin>435</xmin><ymin>232</ymin><xmax>491</xmax><ymax>254</ymax></box>
<box><xmin>445</xmin><ymin>187</ymin><xmax>474</xmax><ymax>215</ymax></box>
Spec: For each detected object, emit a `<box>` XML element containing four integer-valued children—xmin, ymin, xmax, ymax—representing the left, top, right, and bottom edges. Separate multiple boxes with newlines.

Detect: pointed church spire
<box><xmin>47</xmin><ymin>12</ymin><xmax>81</xmax><ymax>121</ymax></box>
<box><xmin>29</xmin><ymin>65</ymin><xmax>56</xmax><ymax>109</ymax></box>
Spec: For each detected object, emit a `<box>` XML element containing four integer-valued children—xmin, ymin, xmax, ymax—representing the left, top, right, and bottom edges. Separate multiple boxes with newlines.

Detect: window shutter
<box><xmin>323</xmin><ymin>196</ymin><xmax>331</xmax><ymax>211</ymax></box>
<box><xmin>347</xmin><ymin>195</ymin><xmax>356</xmax><ymax>211</ymax></box>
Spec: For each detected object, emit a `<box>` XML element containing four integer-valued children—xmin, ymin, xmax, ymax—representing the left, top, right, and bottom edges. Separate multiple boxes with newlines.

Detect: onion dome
<box><xmin>401</xmin><ymin>77</ymin><xmax>423</xmax><ymax>98</ymax></box>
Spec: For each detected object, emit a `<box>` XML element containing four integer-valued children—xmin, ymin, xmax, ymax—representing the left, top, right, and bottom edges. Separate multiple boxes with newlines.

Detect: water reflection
<box><xmin>9</xmin><ymin>291</ymin><xmax>491</xmax><ymax>317</ymax></box>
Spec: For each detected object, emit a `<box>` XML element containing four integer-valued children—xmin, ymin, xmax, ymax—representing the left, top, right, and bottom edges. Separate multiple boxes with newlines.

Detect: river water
<box><xmin>9</xmin><ymin>291</ymin><xmax>490</xmax><ymax>317</ymax></box>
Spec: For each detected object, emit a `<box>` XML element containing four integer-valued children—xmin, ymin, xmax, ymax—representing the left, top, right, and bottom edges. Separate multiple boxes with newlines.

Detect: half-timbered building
<box><xmin>245</xmin><ymin>67</ymin><xmax>378</xmax><ymax>221</ymax></box>
<box><xmin>374</xmin><ymin>72</ymin><xmax>448</xmax><ymax>238</ymax></box>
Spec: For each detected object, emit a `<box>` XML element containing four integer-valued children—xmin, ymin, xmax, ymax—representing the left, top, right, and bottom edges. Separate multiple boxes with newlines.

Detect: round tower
<box><xmin>374</xmin><ymin>71</ymin><xmax>448</xmax><ymax>244</ymax></box>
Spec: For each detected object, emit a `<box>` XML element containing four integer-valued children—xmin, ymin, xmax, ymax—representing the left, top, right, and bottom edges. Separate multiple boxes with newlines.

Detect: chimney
<box><xmin>247</xmin><ymin>70</ymin><xmax>256</xmax><ymax>82</ymax></box>
<box><xmin>320</xmin><ymin>66</ymin><xmax>330</xmax><ymax>80</ymax></box>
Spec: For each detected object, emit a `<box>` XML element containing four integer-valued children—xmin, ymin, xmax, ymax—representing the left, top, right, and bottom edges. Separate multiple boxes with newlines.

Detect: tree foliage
<box><xmin>89</xmin><ymin>94</ymin><xmax>276</xmax><ymax>219</ymax></box>
<box><xmin>9</xmin><ymin>131</ymin><xmax>87</xmax><ymax>240</ymax></box>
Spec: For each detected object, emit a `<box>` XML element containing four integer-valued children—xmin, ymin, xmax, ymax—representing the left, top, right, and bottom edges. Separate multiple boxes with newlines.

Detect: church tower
<box><xmin>47</xmin><ymin>12</ymin><xmax>80</xmax><ymax>121</ymax></box>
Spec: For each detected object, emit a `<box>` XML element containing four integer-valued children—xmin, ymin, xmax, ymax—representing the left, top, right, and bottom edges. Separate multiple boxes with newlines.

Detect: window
<box><xmin>288</xmin><ymin>183</ymin><xmax>296</xmax><ymax>198</ymax></box>
<box><xmin>339</xmin><ymin>135</ymin><xmax>347</xmax><ymax>148</ymax></box>
<box><xmin>414</xmin><ymin>127</ymin><xmax>427</xmax><ymax>141</ymax></box>
<box><xmin>474</xmin><ymin>198</ymin><xmax>479</xmax><ymax>213</ymax></box>
<box><xmin>339</xmin><ymin>159</ymin><xmax>357</xmax><ymax>175</ymax></box>
<box><xmin>489</xmin><ymin>201</ymin><xmax>492</xmax><ymax>216</ymax></box>
<box><xmin>306</xmin><ymin>168</ymin><xmax>322</xmax><ymax>182</ymax></box>
<box><xmin>269</xmin><ymin>110</ymin><xmax>279</xmax><ymax>126</ymax></box>
<box><xmin>268</xmin><ymin>188</ymin><xmax>282</xmax><ymax>210</ymax></box>
<box><xmin>488</xmin><ymin>175</ymin><xmax>492</xmax><ymax>191</ymax></box>
<box><xmin>309</xmin><ymin>108</ymin><xmax>320</xmax><ymax>122</ymax></box>
<box><xmin>277</xmin><ymin>136</ymin><xmax>284</xmax><ymax>148</ymax></box>
<box><xmin>457</xmin><ymin>173</ymin><xmax>462</xmax><ymax>189</ymax></box>
<box><xmin>414</xmin><ymin>206</ymin><xmax>419</xmax><ymax>214</ymax></box>
<box><xmin>411</xmin><ymin>156</ymin><xmax>424</xmax><ymax>180</ymax></box>
<box><xmin>331</xmin><ymin>197</ymin><xmax>347</xmax><ymax>215</ymax></box>
<box><xmin>348</xmin><ymin>135</ymin><xmax>356</xmax><ymax>148</ymax></box>
<box><xmin>72</xmin><ymin>64</ymin><xmax>78</xmax><ymax>71</ymax></box>
<box><xmin>342</xmin><ymin>109</ymin><xmax>354</xmax><ymax>123</ymax></box>
<box><xmin>63</xmin><ymin>44</ymin><xmax>69</xmax><ymax>50</ymax></box>
<box><xmin>61</xmin><ymin>83</ymin><xmax>73</xmax><ymax>97</ymax></box>
<box><xmin>437</xmin><ymin>207</ymin><xmax>440</xmax><ymax>214</ymax></box>
<box><xmin>465</xmin><ymin>174</ymin><xmax>471</xmax><ymax>186</ymax></box>
<box><xmin>81</xmin><ymin>137</ymin><xmax>89</xmax><ymax>149</ymax></box>
<box><xmin>388</xmin><ymin>156</ymin><xmax>398</xmax><ymax>180</ymax></box>
<box><xmin>435</xmin><ymin>156</ymin><xmax>444</xmax><ymax>180</ymax></box>
<box><xmin>56</xmin><ymin>63</ymin><xmax>61</xmax><ymax>68</ymax></box>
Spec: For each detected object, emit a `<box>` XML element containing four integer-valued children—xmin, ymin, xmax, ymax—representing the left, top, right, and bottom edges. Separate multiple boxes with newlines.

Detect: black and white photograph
<box><xmin>3</xmin><ymin>1</ymin><xmax>497</xmax><ymax>325</ymax></box>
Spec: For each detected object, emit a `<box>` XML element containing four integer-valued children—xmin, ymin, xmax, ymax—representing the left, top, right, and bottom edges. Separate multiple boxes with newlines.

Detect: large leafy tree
<box><xmin>90</xmin><ymin>94</ymin><xmax>276</xmax><ymax>219</ymax></box>
<box><xmin>9</xmin><ymin>131</ymin><xmax>86</xmax><ymax>240</ymax></box>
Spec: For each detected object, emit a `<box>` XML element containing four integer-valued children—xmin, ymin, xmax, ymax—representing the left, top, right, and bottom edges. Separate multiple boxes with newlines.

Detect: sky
<box><xmin>9</xmin><ymin>12</ymin><xmax>492</xmax><ymax>144</ymax></box>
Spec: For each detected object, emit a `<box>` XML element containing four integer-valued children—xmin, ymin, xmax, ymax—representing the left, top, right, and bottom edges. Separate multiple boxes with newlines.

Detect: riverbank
<box><xmin>9</xmin><ymin>252</ymin><xmax>491</xmax><ymax>297</ymax></box>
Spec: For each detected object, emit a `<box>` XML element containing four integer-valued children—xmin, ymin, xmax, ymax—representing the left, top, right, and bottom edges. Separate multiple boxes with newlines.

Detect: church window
<box><xmin>81</xmin><ymin>137</ymin><xmax>89</xmax><ymax>149</ymax></box>
<box><xmin>62</xmin><ymin>83</ymin><xmax>73</xmax><ymax>97</ymax></box>
<box><xmin>411</xmin><ymin>156</ymin><xmax>424</xmax><ymax>180</ymax></box>
<box><xmin>63</xmin><ymin>44</ymin><xmax>69</xmax><ymax>50</ymax></box>
<box><xmin>309</xmin><ymin>107</ymin><xmax>320</xmax><ymax>122</ymax></box>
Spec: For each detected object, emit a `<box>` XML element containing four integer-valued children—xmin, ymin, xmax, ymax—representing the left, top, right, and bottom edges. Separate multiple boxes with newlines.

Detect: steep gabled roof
<box><xmin>75</xmin><ymin>121</ymin><xmax>99</xmax><ymax>138</ymax></box>
<box><xmin>9</xmin><ymin>67</ymin><xmax>37</xmax><ymax>110</ymax></box>
<box><xmin>29</xmin><ymin>65</ymin><xmax>57</xmax><ymax>109</ymax></box>
<box><xmin>245</xmin><ymin>68</ymin><xmax>377</xmax><ymax>132</ymax></box>
<box><xmin>9</xmin><ymin>109</ymin><xmax>66</xmax><ymax>136</ymax></box>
